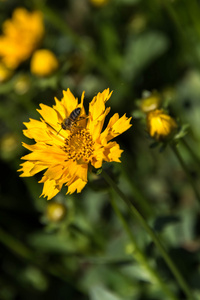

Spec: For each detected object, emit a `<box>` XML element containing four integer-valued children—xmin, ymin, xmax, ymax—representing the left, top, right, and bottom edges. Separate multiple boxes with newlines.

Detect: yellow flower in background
<box><xmin>14</xmin><ymin>74</ymin><xmax>30</xmax><ymax>95</ymax></box>
<box><xmin>46</xmin><ymin>202</ymin><xmax>67</xmax><ymax>222</ymax></box>
<box><xmin>140</xmin><ymin>92</ymin><xmax>161</xmax><ymax>113</ymax></box>
<box><xmin>147</xmin><ymin>109</ymin><xmax>177</xmax><ymax>141</ymax></box>
<box><xmin>0</xmin><ymin>8</ymin><xmax>44</xmax><ymax>69</ymax></box>
<box><xmin>19</xmin><ymin>89</ymin><xmax>132</xmax><ymax>200</ymax></box>
<box><xmin>1</xmin><ymin>133</ymin><xmax>19</xmax><ymax>160</ymax></box>
<box><xmin>31</xmin><ymin>49</ymin><xmax>59</xmax><ymax>77</ymax></box>
<box><xmin>90</xmin><ymin>0</ymin><xmax>109</xmax><ymax>7</ymax></box>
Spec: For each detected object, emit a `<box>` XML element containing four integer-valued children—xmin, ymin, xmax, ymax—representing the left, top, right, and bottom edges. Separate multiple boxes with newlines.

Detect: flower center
<box><xmin>63</xmin><ymin>129</ymin><xmax>94</xmax><ymax>163</ymax></box>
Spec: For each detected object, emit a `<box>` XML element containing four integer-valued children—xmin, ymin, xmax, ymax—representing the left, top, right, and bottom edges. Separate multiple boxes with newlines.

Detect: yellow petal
<box><xmin>62</xmin><ymin>88</ymin><xmax>78</xmax><ymax>116</ymax></box>
<box><xmin>18</xmin><ymin>160</ymin><xmax>47</xmax><ymax>176</ymax></box>
<box><xmin>61</xmin><ymin>161</ymin><xmax>88</xmax><ymax>182</ymax></box>
<box><xmin>29</xmin><ymin>164</ymin><xmax>48</xmax><ymax>176</ymax></box>
<box><xmin>24</xmin><ymin>118</ymin><xmax>45</xmax><ymax>129</ymax></box>
<box><xmin>18</xmin><ymin>161</ymin><xmax>35</xmax><ymax>176</ymax></box>
<box><xmin>21</xmin><ymin>147</ymin><xmax>67</xmax><ymax>163</ymax></box>
<box><xmin>37</xmin><ymin>103</ymin><xmax>59</xmax><ymax>125</ymax></box>
<box><xmin>91</xmin><ymin>146</ymin><xmax>104</xmax><ymax>168</ymax></box>
<box><xmin>40</xmin><ymin>178</ymin><xmax>62</xmax><ymax>200</ymax></box>
<box><xmin>75</xmin><ymin>164</ymin><xmax>88</xmax><ymax>182</ymax></box>
<box><xmin>101</xmin><ymin>114</ymin><xmax>132</xmax><ymax>142</ymax></box>
<box><xmin>23</xmin><ymin>127</ymin><xmax>52</xmax><ymax>142</ymax></box>
<box><xmin>22</xmin><ymin>142</ymin><xmax>46</xmax><ymax>151</ymax></box>
<box><xmin>88</xmin><ymin>89</ymin><xmax>112</xmax><ymax>122</ymax></box>
<box><xmin>53</xmin><ymin>97</ymin><xmax>66</xmax><ymax>120</ymax></box>
<box><xmin>87</xmin><ymin>107</ymin><xmax>110</xmax><ymax>141</ymax></box>
<box><xmin>43</xmin><ymin>164</ymin><xmax>65</xmax><ymax>180</ymax></box>
<box><xmin>67</xmin><ymin>177</ymin><xmax>87</xmax><ymax>194</ymax></box>
<box><xmin>104</xmin><ymin>142</ymin><xmax>123</xmax><ymax>162</ymax></box>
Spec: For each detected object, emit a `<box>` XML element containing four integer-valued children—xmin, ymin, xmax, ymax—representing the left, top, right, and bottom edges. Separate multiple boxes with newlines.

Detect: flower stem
<box><xmin>101</xmin><ymin>169</ymin><xmax>195</xmax><ymax>300</ymax></box>
<box><xmin>161</xmin><ymin>0</ymin><xmax>200</xmax><ymax>70</ymax></box>
<box><xmin>181</xmin><ymin>138</ymin><xmax>200</xmax><ymax>170</ymax></box>
<box><xmin>120</xmin><ymin>164</ymin><xmax>153</xmax><ymax>217</ymax></box>
<box><xmin>109</xmin><ymin>192</ymin><xmax>178</xmax><ymax>300</ymax></box>
<box><xmin>0</xmin><ymin>227</ymin><xmax>33</xmax><ymax>260</ymax></box>
<box><xmin>170</xmin><ymin>143</ymin><xmax>200</xmax><ymax>205</ymax></box>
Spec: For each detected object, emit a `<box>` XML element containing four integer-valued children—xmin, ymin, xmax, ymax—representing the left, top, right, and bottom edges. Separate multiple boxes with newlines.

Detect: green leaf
<box><xmin>122</xmin><ymin>31</ymin><xmax>169</xmax><ymax>81</ymax></box>
<box><xmin>89</xmin><ymin>285</ymin><xmax>124</xmax><ymax>300</ymax></box>
<box><xmin>28</xmin><ymin>231</ymin><xmax>89</xmax><ymax>253</ymax></box>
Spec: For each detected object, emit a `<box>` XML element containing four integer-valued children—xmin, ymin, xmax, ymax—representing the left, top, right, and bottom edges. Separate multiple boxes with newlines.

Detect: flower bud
<box><xmin>30</xmin><ymin>49</ymin><xmax>59</xmax><ymax>77</ymax></box>
<box><xmin>140</xmin><ymin>91</ymin><xmax>161</xmax><ymax>113</ymax></box>
<box><xmin>147</xmin><ymin>109</ymin><xmax>177</xmax><ymax>141</ymax></box>
<box><xmin>14</xmin><ymin>75</ymin><xmax>30</xmax><ymax>95</ymax></box>
<box><xmin>0</xmin><ymin>133</ymin><xmax>19</xmax><ymax>160</ymax></box>
<box><xmin>46</xmin><ymin>202</ymin><xmax>66</xmax><ymax>222</ymax></box>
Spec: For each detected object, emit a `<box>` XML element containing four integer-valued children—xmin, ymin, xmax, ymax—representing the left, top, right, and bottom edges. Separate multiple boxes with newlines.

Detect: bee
<box><xmin>57</xmin><ymin>107</ymin><xmax>82</xmax><ymax>135</ymax></box>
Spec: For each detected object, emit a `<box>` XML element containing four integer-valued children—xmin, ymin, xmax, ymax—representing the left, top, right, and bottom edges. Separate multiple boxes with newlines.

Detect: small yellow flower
<box><xmin>0</xmin><ymin>8</ymin><xmax>44</xmax><ymax>69</ymax></box>
<box><xmin>90</xmin><ymin>0</ymin><xmax>109</xmax><ymax>7</ymax></box>
<box><xmin>14</xmin><ymin>74</ymin><xmax>30</xmax><ymax>95</ymax></box>
<box><xmin>31</xmin><ymin>49</ymin><xmax>59</xmax><ymax>77</ymax></box>
<box><xmin>46</xmin><ymin>202</ymin><xmax>67</xmax><ymax>222</ymax></box>
<box><xmin>140</xmin><ymin>92</ymin><xmax>161</xmax><ymax>113</ymax></box>
<box><xmin>147</xmin><ymin>109</ymin><xmax>177</xmax><ymax>141</ymax></box>
<box><xmin>19</xmin><ymin>89</ymin><xmax>132</xmax><ymax>200</ymax></box>
<box><xmin>1</xmin><ymin>133</ymin><xmax>19</xmax><ymax>160</ymax></box>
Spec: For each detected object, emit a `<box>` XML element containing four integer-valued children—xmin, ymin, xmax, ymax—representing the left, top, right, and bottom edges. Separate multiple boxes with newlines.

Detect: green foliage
<box><xmin>123</xmin><ymin>31</ymin><xmax>169</xmax><ymax>81</ymax></box>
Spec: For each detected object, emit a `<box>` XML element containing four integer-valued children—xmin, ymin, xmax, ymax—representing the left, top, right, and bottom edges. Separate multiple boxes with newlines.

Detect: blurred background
<box><xmin>1</xmin><ymin>0</ymin><xmax>200</xmax><ymax>299</ymax></box>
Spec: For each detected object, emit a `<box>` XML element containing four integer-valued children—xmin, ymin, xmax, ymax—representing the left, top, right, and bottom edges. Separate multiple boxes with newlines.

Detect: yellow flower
<box><xmin>19</xmin><ymin>89</ymin><xmax>132</xmax><ymax>200</ymax></box>
<box><xmin>1</xmin><ymin>133</ymin><xmax>19</xmax><ymax>160</ymax></box>
<box><xmin>30</xmin><ymin>49</ymin><xmax>59</xmax><ymax>77</ymax></box>
<box><xmin>46</xmin><ymin>202</ymin><xmax>67</xmax><ymax>222</ymax></box>
<box><xmin>14</xmin><ymin>74</ymin><xmax>30</xmax><ymax>95</ymax></box>
<box><xmin>89</xmin><ymin>0</ymin><xmax>109</xmax><ymax>7</ymax></box>
<box><xmin>0</xmin><ymin>8</ymin><xmax>44</xmax><ymax>69</ymax></box>
<box><xmin>140</xmin><ymin>92</ymin><xmax>161</xmax><ymax>113</ymax></box>
<box><xmin>147</xmin><ymin>109</ymin><xmax>177</xmax><ymax>141</ymax></box>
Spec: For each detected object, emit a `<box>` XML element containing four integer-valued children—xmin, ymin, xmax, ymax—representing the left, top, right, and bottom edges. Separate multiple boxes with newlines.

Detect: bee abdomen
<box><xmin>70</xmin><ymin>107</ymin><xmax>81</xmax><ymax>121</ymax></box>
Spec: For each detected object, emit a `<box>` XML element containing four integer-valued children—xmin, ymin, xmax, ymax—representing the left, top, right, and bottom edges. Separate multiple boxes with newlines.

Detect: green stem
<box><xmin>181</xmin><ymin>138</ymin><xmax>200</xmax><ymax>169</ymax></box>
<box><xmin>101</xmin><ymin>169</ymin><xmax>195</xmax><ymax>300</ymax></box>
<box><xmin>109</xmin><ymin>192</ymin><xmax>178</xmax><ymax>300</ymax></box>
<box><xmin>0</xmin><ymin>227</ymin><xmax>34</xmax><ymax>260</ymax></box>
<box><xmin>170</xmin><ymin>143</ymin><xmax>200</xmax><ymax>205</ymax></box>
<box><xmin>184</xmin><ymin>0</ymin><xmax>200</xmax><ymax>42</ymax></box>
<box><xmin>120</xmin><ymin>164</ymin><xmax>153</xmax><ymax>217</ymax></box>
<box><xmin>161</xmin><ymin>0</ymin><xmax>200</xmax><ymax>70</ymax></box>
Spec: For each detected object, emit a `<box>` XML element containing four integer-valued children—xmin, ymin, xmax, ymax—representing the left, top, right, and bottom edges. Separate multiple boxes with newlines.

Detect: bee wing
<box><xmin>76</xmin><ymin>114</ymin><xmax>87</xmax><ymax>128</ymax></box>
